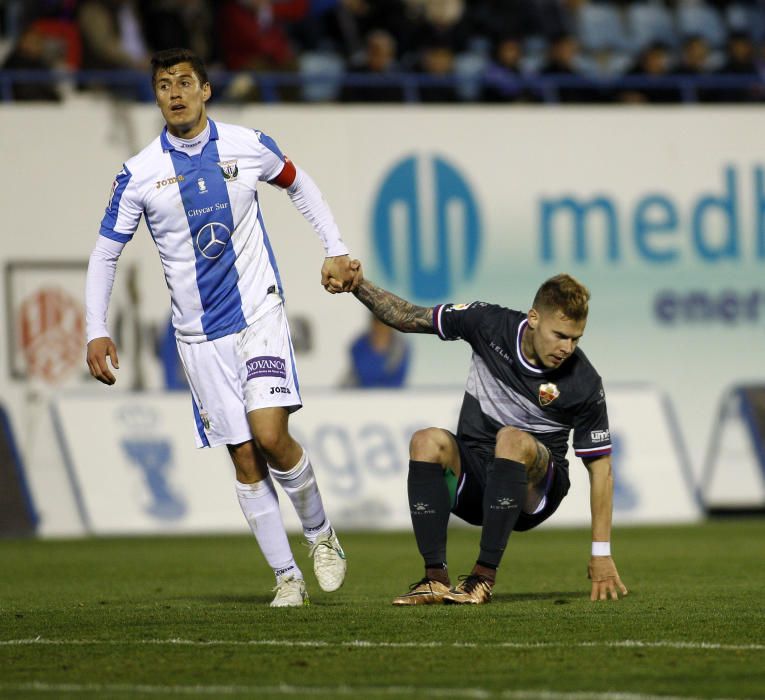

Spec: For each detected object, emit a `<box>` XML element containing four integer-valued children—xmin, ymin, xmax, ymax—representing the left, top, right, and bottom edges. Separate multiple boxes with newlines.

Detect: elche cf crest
<box><xmin>538</xmin><ymin>382</ymin><xmax>560</xmax><ymax>406</ymax></box>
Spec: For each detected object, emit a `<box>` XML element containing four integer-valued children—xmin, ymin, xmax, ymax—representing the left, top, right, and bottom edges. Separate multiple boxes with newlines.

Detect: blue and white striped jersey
<box><xmin>100</xmin><ymin>120</ymin><xmax>300</xmax><ymax>342</ymax></box>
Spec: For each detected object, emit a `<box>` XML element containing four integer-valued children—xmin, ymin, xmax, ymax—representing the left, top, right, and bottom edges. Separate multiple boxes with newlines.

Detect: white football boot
<box><xmin>308</xmin><ymin>528</ymin><xmax>347</xmax><ymax>592</ymax></box>
<box><xmin>270</xmin><ymin>576</ymin><xmax>309</xmax><ymax>607</ymax></box>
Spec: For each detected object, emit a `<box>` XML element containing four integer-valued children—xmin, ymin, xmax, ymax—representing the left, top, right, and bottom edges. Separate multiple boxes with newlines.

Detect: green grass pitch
<box><xmin>1</xmin><ymin>519</ymin><xmax>764</xmax><ymax>699</ymax></box>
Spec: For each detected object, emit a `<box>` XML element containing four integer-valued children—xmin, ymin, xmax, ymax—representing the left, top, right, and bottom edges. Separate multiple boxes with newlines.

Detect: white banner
<box><xmin>702</xmin><ymin>386</ymin><xmax>765</xmax><ymax>508</ymax></box>
<box><xmin>4</xmin><ymin>103</ymin><xmax>764</xmax><ymax>499</ymax></box>
<box><xmin>47</xmin><ymin>385</ymin><xmax>699</xmax><ymax>536</ymax></box>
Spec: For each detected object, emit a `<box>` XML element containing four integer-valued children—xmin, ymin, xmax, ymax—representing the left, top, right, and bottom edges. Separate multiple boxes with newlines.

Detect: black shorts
<box><xmin>449</xmin><ymin>433</ymin><xmax>571</xmax><ymax>532</ymax></box>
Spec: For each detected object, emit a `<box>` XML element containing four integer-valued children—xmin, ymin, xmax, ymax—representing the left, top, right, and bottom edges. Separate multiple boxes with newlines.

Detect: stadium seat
<box><xmin>29</xmin><ymin>18</ymin><xmax>82</xmax><ymax>69</ymax></box>
<box><xmin>454</xmin><ymin>52</ymin><xmax>488</xmax><ymax>101</ymax></box>
<box><xmin>467</xmin><ymin>35</ymin><xmax>492</xmax><ymax>59</ymax></box>
<box><xmin>726</xmin><ymin>3</ymin><xmax>765</xmax><ymax>43</ymax></box>
<box><xmin>577</xmin><ymin>3</ymin><xmax>631</xmax><ymax>52</ymax></box>
<box><xmin>298</xmin><ymin>52</ymin><xmax>344</xmax><ymax>102</ymax></box>
<box><xmin>627</xmin><ymin>3</ymin><xmax>678</xmax><ymax>50</ymax></box>
<box><xmin>676</xmin><ymin>2</ymin><xmax>727</xmax><ymax>48</ymax></box>
<box><xmin>601</xmin><ymin>51</ymin><xmax>633</xmax><ymax>77</ymax></box>
<box><xmin>521</xmin><ymin>36</ymin><xmax>548</xmax><ymax>74</ymax></box>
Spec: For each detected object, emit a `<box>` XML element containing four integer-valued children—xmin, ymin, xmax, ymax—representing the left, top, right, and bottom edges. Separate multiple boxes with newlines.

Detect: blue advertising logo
<box><xmin>372</xmin><ymin>155</ymin><xmax>481</xmax><ymax>300</ymax></box>
<box><xmin>610</xmin><ymin>433</ymin><xmax>638</xmax><ymax>512</ymax></box>
<box><xmin>122</xmin><ymin>438</ymin><xmax>187</xmax><ymax>520</ymax></box>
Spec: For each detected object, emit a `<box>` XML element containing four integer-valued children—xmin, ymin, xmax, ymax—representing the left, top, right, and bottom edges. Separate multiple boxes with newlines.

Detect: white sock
<box><xmin>269</xmin><ymin>450</ymin><xmax>331</xmax><ymax>542</ymax></box>
<box><xmin>235</xmin><ymin>478</ymin><xmax>302</xmax><ymax>583</ymax></box>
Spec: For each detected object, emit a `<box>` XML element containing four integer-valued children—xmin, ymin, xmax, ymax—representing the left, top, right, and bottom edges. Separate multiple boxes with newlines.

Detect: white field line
<box><xmin>0</xmin><ymin>638</ymin><xmax>763</xmax><ymax>651</ymax></box>
<box><xmin>0</xmin><ymin>683</ymin><xmax>759</xmax><ymax>700</ymax></box>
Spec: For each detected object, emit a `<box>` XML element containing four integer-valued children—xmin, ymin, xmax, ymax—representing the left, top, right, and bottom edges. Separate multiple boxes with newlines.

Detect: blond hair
<box><xmin>532</xmin><ymin>274</ymin><xmax>590</xmax><ymax>321</ymax></box>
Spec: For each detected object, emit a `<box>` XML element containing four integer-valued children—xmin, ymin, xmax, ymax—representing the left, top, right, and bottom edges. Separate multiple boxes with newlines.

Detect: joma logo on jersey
<box><xmin>155</xmin><ymin>175</ymin><xmax>185</xmax><ymax>189</ymax></box>
<box><xmin>591</xmin><ymin>429</ymin><xmax>610</xmax><ymax>442</ymax></box>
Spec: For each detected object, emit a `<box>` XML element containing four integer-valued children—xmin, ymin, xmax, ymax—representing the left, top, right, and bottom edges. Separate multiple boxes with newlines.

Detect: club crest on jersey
<box><xmin>218</xmin><ymin>159</ymin><xmax>239</xmax><ymax>182</ymax></box>
<box><xmin>197</xmin><ymin>177</ymin><xmax>207</xmax><ymax>193</ymax></box>
<box><xmin>107</xmin><ymin>179</ymin><xmax>118</xmax><ymax>209</ymax></box>
<box><xmin>538</xmin><ymin>382</ymin><xmax>560</xmax><ymax>406</ymax></box>
<box><xmin>106</xmin><ymin>168</ymin><xmax>126</xmax><ymax>209</ymax></box>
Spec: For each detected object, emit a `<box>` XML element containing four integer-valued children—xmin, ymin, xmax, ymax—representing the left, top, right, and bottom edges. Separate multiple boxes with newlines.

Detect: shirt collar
<box><xmin>160</xmin><ymin>119</ymin><xmax>218</xmax><ymax>152</ymax></box>
<box><xmin>516</xmin><ymin>318</ymin><xmax>547</xmax><ymax>375</ymax></box>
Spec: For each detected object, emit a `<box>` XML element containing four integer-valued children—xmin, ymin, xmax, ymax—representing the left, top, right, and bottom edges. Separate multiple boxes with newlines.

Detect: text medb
<box><xmin>539</xmin><ymin>166</ymin><xmax>765</xmax><ymax>264</ymax></box>
<box><xmin>246</xmin><ymin>355</ymin><xmax>286</xmax><ymax>380</ymax></box>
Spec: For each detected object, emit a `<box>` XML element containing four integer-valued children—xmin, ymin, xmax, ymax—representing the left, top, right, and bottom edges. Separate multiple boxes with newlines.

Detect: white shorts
<box><xmin>176</xmin><ymin>301</ymin><xmax>302</xmax><ymax>448</ymax></box>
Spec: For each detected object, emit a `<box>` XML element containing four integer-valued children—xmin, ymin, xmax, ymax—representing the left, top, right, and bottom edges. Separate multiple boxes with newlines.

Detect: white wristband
<box><xmin>591</xmin><ymin>542</ymin><xmax>611</xmax><ymax>556</ymax></box>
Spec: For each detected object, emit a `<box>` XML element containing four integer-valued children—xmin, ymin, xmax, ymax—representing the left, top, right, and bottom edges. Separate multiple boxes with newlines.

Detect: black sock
<box><xmin>478</xmin><ymin>458</ymin><xmax>528</xmax><ymax>568</ymax></box>
<box><xmin>407</xmin><ymin>460</ymin><xmax>451</xmax><ymax>570</ymax></box>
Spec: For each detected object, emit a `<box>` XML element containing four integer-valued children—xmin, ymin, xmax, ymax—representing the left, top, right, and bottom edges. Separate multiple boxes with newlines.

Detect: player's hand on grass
<box><xmin>322</xmin><ymin>255</ymin><xmax>363</xmax><ymax>294</ymax></box>
<box><xmin>86</xmin><ymin>337</ymin><xmax>120</xmax><ymax>385</ymax></box>
<box><xmin>588</xmin><ymin>556</ymin><xmax>628</xmax><ymax>601</ymax></box>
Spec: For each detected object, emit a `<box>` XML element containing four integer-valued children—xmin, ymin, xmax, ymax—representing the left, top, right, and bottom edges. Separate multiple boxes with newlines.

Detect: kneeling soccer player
<box><xmin>349</xmin><ymin>270</ymin><xmax>628</xmax><ymax>605</ymax></box>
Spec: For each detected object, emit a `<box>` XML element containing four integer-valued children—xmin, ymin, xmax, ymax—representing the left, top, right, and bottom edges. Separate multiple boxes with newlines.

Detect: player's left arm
<box><xmin>583</xmin><ymin>455</ymin><xmax>628</xmax><ymax>601</ymax></box>
<box><xmin>269</xmin><ymin>157</ymin><xmax>359</xmax><ymax>293</ymax></box>
<box><xmin>353</xmin><ymin>278</ymin><xmax>435</xmax><ymax>334</ymax></box>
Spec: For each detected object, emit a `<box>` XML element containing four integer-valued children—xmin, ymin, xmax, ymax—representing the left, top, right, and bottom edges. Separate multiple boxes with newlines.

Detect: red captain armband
<box><xmin>269</xmin><ymin>158</ymin><xmax>297</xmax><ymax>188</ymax></box>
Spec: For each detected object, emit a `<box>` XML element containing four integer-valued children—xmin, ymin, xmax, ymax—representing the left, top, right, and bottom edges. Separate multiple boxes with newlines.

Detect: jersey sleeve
<box><xmin>432</xmin><ymin>302</ymin><xmax>492</xmax><ymax>342</ymax></box>
<box><xmin>99</xmin><ymin>164</ymin><xmax>142</xmax><ymax>243</ymax></box>
<box><xmin>254</xmin><ymin>130</ymin><xmax>289</xmax><ymax>182</ymax></box>
<box><xmin>572</xmin><ymin>381</ymin><xmax>612</xmax><ymax>460</ymax></box>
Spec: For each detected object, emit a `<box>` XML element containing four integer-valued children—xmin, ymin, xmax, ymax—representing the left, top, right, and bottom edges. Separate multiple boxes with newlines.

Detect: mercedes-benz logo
<box><xmin>196</xmin><ymin>222</ymin><xmax>232</xmax><ymax>260</ymax></box>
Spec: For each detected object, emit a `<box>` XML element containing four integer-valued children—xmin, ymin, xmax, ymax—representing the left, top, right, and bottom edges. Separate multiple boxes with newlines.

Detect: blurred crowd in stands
<box><xmin>1</xmin><ymin>0</ymin><xmax>764</xmax><ymax>103</ymax></box>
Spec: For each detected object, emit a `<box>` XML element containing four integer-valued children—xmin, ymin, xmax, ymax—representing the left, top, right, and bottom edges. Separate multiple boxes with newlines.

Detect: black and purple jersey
<box><xmin>433</xmin><ymin>301</ymin><xmax>611</xmax><ymax>475</ymax></box>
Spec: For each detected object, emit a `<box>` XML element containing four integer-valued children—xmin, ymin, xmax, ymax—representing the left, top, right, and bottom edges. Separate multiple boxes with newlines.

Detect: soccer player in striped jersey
<box><xmin>85</xmin><ymin>48</ymin><xmax>353</xmax><ymax>607</ymax></box>
<box><xmin>349</xmin><ymin>271</ymin><xmax>628</xmax><ymax>605</ymax></box>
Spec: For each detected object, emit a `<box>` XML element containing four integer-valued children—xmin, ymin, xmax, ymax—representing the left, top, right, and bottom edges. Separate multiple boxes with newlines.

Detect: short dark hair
<box><xmin>532</xmin><ymin>273</ymin><xmax>590</xmax><ymax>321</ymax></box>
<box><xmin>151</xmin><ymin>48</ymin><xmax>209</xmax><ymax>87</ymax></box>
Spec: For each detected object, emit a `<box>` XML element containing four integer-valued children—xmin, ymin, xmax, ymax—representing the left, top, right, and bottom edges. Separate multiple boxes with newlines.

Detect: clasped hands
<box><xmin>321</xmin><ymin>255</ymin><xmax>363</xmax><ymax>294</ymax></box>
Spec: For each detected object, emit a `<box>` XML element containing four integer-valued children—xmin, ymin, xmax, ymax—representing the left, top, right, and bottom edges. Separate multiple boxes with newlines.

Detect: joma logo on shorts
<box><xmin>246</xmin><ymin>356</ymin><xmax>286</xmax><ymax>380</ymax></box>
<box><xmin>270</xmin><ymin>386</ymin><xmax>291</xmax><ymax>394</ymax></box>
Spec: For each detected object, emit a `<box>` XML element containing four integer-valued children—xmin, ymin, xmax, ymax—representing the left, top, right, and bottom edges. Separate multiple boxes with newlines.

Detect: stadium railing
<box><xmin>0</xmin><ymin>68</ymin><xmax>763</xmax><ymax>103</ymax></box>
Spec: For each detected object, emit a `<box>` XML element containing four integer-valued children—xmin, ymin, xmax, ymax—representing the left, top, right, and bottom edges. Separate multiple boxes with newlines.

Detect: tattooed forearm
<box><xmin>354</xmin><ymin>279</ymin><xmax>435</xmax><ymax>334</ymax></box>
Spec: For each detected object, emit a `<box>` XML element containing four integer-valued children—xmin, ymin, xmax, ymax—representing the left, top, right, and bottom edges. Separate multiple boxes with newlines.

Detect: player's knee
<box><xmin>253</xmin><ymin>425</ymin><xmax>288</xmax><ymax>459</ymax></box>
<box><xmin>409</xmin><ymin>428</ymin><xmax>450</xmax><ymax>462</ymax></box>
<box><xmin>228</xmin><ymin>441</ymin><xmax>259</xmax><ymax>481</ymax></box>
<box><xmin>495</xmin><ymin>426</ymin><xmax>535</xmax><ymax>463</ymax></box>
